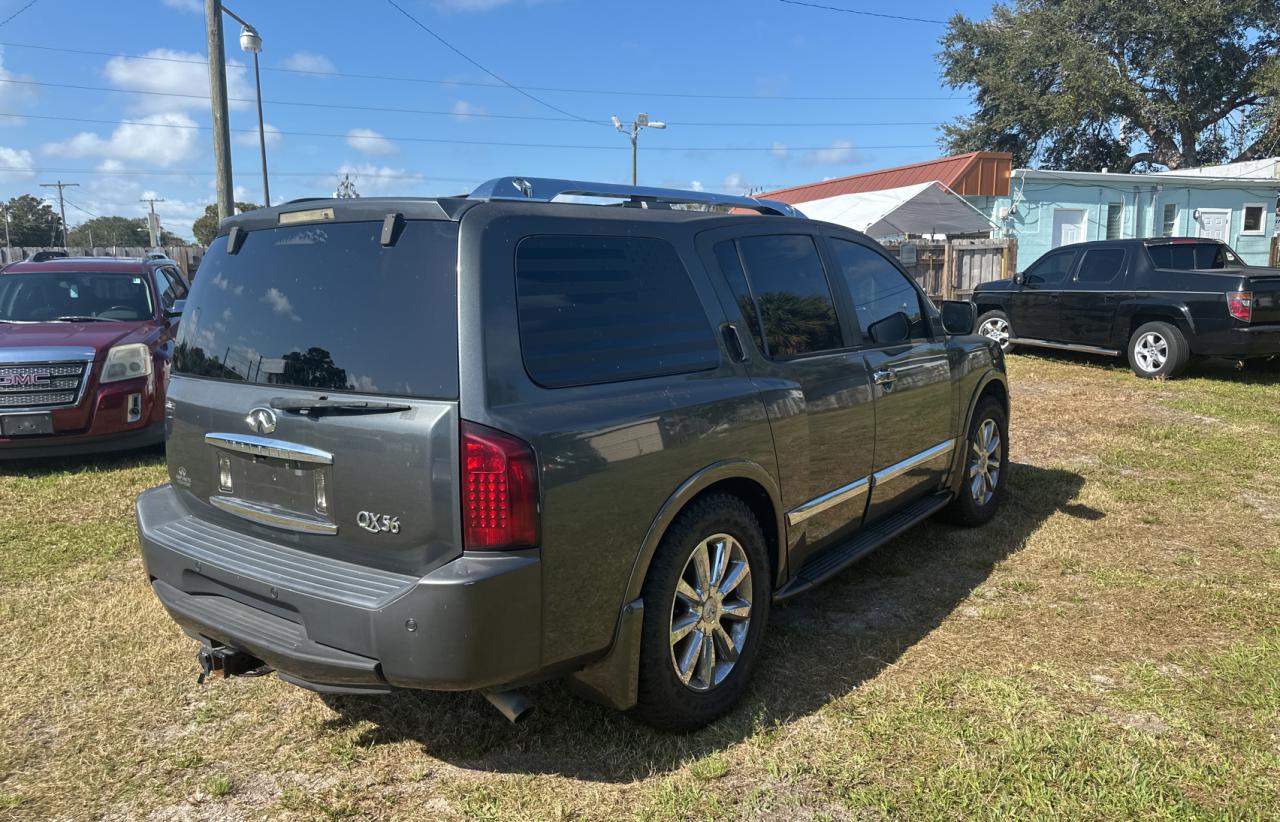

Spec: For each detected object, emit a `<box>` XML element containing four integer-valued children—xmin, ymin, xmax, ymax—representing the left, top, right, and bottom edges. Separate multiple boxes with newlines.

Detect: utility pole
<box><xmin>141</xmin><ymin>197</ymin><xmax>165</xmax><ymax>247</ymax></box>
<box><xmin>205</xmin><ymin>0</ymin><xmax>234</xmax><ymax>220</ymax></box>
<box><xmin>39</xmin><ymin>180</ymin><xmax>78</xmax><ymax>247</ymax></box>
<box><xmin>612</xmin><ymin>114</ymin><xmax>667</xmax><ymax>186</ymax></box>
<box><xmin>1</xmin><ymin>204</ymin><xmax>10</xmax><ymax>251</ymax></box>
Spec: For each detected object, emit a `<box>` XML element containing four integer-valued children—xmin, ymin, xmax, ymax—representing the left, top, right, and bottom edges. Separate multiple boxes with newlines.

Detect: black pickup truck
<box><xmin>972</xmin><ymin>238</ymin><xmax>1280</xmax><ymax>378</ymax></box>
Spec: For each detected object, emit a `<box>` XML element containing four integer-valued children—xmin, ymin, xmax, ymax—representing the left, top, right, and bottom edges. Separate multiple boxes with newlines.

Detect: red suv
<box><xmin>0</xmin><ymin>254</ymin><xmax>187</xmax><ymax>459</ymax></box>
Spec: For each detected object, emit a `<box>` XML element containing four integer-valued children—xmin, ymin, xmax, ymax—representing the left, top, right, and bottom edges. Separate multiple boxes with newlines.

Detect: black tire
<box><xmin>940</xmin><ymin>397</ymin><xmax>1009</xmax><ymax>527</ymax></box>
<box><xmin>975</xmin><ymin>310</ymin><xmax>1015</xmax><ymax>353</ymax></box>
<box><xmin>1127</xmin><ymin>321</ymin><xmax>1190</xmax><ymax>379</ymax></box>
<box><xmin>630</xmin><ymin>494</ymin><xmax>770</xmax><ymax>731</ymax></box>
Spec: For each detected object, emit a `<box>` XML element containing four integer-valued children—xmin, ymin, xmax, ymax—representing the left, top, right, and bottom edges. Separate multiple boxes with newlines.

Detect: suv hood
<box><xmin>0</xmin><ymin>320</ymin><xmax>156</xmax><ymax>357</ymax></box>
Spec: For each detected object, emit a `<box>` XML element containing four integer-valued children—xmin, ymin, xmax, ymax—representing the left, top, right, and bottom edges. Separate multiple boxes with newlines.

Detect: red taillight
<box><xmin>462</xmin><ymin>420</ymin><xmax>538</xmax><ymax>550</ymax></box>
<box><xmin>1227</xmin><ymin>291</ymin><xmax>1253</xmax><ymax>322</ymax></box>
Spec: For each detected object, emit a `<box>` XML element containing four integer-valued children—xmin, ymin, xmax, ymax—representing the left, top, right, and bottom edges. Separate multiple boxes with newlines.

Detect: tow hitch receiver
<box><xmin>196</xmin><ymin>643</ymin><xmax>272</xmax><ymax>684</ymax></box>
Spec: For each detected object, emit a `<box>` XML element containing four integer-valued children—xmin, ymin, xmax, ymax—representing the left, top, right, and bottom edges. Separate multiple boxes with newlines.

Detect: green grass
<box><xmin>1</xmin><ymin>357</ymin><xmax>1278</xmax><ymax>820</ymax></box>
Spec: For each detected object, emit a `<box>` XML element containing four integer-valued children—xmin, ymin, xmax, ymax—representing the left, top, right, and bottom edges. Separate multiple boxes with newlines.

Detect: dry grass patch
<box><xmin>1</xmin><ymin>355</ymin><xmax>1278</xmax><ymax>820</ymax></box>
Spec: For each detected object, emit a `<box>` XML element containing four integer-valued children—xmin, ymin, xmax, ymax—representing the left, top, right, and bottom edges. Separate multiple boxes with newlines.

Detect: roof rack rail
<box><xmin>469</xmin><ymin>177</ymin><xmax>805</xmax><ymax>217</ymax></box>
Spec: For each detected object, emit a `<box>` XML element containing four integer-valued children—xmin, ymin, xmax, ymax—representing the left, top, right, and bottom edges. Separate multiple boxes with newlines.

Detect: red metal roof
<box><xmin>762</xmin><ymin>151</ymin><xmax>1012</xmax><ymax>204</ymax></box>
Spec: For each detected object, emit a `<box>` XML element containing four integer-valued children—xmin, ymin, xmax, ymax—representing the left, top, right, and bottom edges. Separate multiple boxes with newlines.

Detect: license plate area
<box><xmin>1</xmin><ymin>412</ymin><xmax>54</xmax><ymax>436</ymax></box>
<box><xmin>212</xmin><ymin>450</ymin><xmax>336</xmax><ymax>534</ymax></box>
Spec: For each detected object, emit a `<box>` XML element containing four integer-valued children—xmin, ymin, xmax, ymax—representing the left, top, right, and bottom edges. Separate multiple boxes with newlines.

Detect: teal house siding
<box><xmin>968</xmin><ymin>170</ymin><xmax>1280</xmax><ymax>268</ymax></box>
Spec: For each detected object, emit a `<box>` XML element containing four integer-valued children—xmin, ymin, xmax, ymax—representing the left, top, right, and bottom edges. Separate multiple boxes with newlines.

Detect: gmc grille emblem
<box><xmin>0</xmin><ymin>372</ymin><xmax>51</xmax><ymax>387</ymax></box>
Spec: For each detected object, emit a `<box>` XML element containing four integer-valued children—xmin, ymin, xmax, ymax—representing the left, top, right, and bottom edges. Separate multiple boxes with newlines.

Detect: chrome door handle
<box><xmin>872</xmin><ymin>369</ymin><xmax>896</xmax><ymax>385</ymax></box>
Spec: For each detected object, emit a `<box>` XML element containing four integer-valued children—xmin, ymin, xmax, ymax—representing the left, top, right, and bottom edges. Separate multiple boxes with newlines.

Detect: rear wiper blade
<box><xmin>269</xmin><ymin>397</ymin><xmax>411</xmax><ymax>416</ymax></box>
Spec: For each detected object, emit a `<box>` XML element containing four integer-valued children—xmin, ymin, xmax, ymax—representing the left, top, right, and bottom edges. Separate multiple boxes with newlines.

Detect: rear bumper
<box><xmin>1191</xmin><ymin>324</ymin><xmax>1280</xmax><ymax>358</ymax></box>
<box><xmin>137</xmin><ymin>484</ymin><xmax>544</xmax><ymax>692</ymax></box>
<box><xmin>0</xmin><ymin>420</ymin><xmax>163</xmax><ymax>460</ymax></box>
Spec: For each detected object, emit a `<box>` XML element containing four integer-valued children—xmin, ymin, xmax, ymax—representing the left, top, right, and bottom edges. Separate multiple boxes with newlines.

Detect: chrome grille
<box><xmin>0</xmin><ymin>360</ymin><xmax>90</xmax><ymax>411</ymax></box>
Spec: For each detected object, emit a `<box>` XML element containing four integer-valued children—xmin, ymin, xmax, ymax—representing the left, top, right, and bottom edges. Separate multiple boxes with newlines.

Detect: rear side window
<box><xmin>727</xmin><ymin>234</ymin><xmax>843</xmax><ymax>358</ymax></box>
<box><xmin>1146</xmin><ymin>242</ymin><xmax>1240</xmax><ymax>270</ymax></box>
<box><xmin>1075</xmin><ymin>248</ymin><xmax>1126</xmax><ymax>284</ymax></box>
<box><xmin>515</xmin><ymin>235</ymin><xmax>718</xmax><ymax>388</ymax></box>
<box><xmin>174</xmin><ymin>220</ymin><xmax>459</xmax><ymax>398</ymax></box>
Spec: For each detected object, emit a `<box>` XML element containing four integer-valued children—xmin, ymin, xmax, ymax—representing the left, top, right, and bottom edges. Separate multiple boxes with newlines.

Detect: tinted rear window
<box><xmin>174</xmin><ymin>220</ymin><xmax>459</xmax><ymax>398</ymax></box>
<box><xmin>515</xmin><ymin>235</ymin><xmax>718</xmax><ymax>388</ymax></box>
<box><xmin>1146</xmin><ymin>242</ymin><xmax>1239</xmax><ymax>270</ymax></box>
<box><xmin>1075</xmin><ymin>248</ymin><xmax>1126</xmax><ymax>283</ymax></box>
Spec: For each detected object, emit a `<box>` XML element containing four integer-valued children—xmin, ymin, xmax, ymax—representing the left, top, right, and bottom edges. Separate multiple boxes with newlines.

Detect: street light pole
<box><xmin>612</xmin><ymin>114</ymin><xmax>667</xmax><ymax>185</ymax></box>
<box><xmin>233</xmin><ymin>18</ymin><xmax>270</xmax><ymax>207</ymax></box>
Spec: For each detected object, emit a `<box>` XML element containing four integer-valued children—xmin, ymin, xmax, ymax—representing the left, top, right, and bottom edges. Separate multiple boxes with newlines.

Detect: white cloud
<box><xmin>234</xmin><ymin>122</ymin><xmax>282</xmax><ymax>148</ymax></box>
<box><xmin>0</xmin><ymin>50</ymin><xmax>36</xmax><ymax>119</ymax></box>
<box><xmin>261</xmin><ymin>287</ymin><xmax>299</xmax><ymax>320</ymax></box>
<box><xmin>771</xmin><ymin>142</ymin><xmax>789</xmax><ymax>161</ymax></box>
<box><xmin>43</xmin><ymin>112</ymin><xmax>201</xmax><ymax>167</ymax></box>
<box><xmin>104</xmin><ymin>48</ymin><xmax>251</xmax><ymax>112</ymax></box>
<box><xmin>345</xmin><ymin>128</ymin><xmax>396</xmax><ymax>156</ymax></box>
<box><xmin>161</xmin><ymin>0</ymin><xmax>201</xmax><ymax>11</ymax></box>
<box><xmin>688</xmin><ymin>180</ymin><xmax>705</xmax><ymax>192</ymax></box>
<box><xmin>0</xmin><ymin>146</ymin><xmax>35</xmax><ymax>182</ymax></box>
<box><xmin>451</xmin><ymin>100</ymin><xmax>486</xmax><ymax>121</ymax></box>
<box><xmin>282</xmin><ymin>52</ymin><xmax>335</xmax><ymax>75</ymax></box>
<box><xmin>721</xmin><ymin>172</ymin><xmax>752</xmax><ymax>195</ymax></box>
<box><xmin>43</xmin><ymin>112</ymin><xmax>200</xmax><ymax>167</ymax></box>
<box><xmin>804</xmin><ymin>139</ymin><xmax>856</xmax><ymax>166</ymax></box>
<box><xmin>332</xmin><ymin>163</ymin><xmax>424</xmax><ymax>196</ymax></box>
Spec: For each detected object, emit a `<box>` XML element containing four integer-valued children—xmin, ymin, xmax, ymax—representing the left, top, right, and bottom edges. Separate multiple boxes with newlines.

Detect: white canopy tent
<box><xmin>793</xmin><ymin>181</ymin><xmax>995</xmax><ymax>238</ymax></box>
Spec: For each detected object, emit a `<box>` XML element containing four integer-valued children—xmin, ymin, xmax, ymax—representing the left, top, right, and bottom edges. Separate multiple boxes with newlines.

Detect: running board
<box><xmin>1011</xmin><ymin>338</ymin><xmax>1120</xmax><ymax>356</ymax></box>
<box><xmin>774</xmin><ymin>491</ymin><xmax>952</xmax><ymax>602</ymax></box>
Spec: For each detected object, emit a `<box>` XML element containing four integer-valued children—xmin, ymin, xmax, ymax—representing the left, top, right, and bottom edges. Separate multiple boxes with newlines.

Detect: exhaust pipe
<box><xmin>483</xmin><ymin>688</ymin><xmax>533</xmax><ymax>723</ymax></box>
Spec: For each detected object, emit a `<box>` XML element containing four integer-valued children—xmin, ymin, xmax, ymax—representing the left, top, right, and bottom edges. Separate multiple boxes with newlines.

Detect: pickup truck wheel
<box><xmin>1127</xmin><ymin>321</ymin><xmax>1190</xmax><ymax>379</ymax></box>
<box><xmin>975</xmin><ymin>310</ymin><xmax>1015</xmax><ymax>353</ymax></box>
<box><xmin>631</xmin><ymin>494</ymin><xmax>770</xmax><ymax>731</ymax></box>
<box><xmin>939</xmin><ymin>397</ymin><xmax>1008</xmax><ymax>527</ymax></box>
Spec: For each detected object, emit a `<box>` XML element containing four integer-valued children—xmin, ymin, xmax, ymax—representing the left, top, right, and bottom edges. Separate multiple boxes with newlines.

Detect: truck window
<box><xmin>1146</xmin><ymin>242</ymin><xmax>1241</xmax><ymax>270</ymax></box>
<box><xmin>1023</xmin><ymin>250</ymin><xmax>1077</xmax><ymax>285</ymax></box>
<box><xmin>728</xmin><ymin>234</ymin><xmax>844</xmax><ymax>358</ymax></box>
<box><xmin>1075</xmin><ymin>249</ymin><xmax>1126</xmax><ymax>284</ymax></box>
<box><xmin>829</xmin><ymin>238</ymin><xmax>927</xmax><ymax>342</ymax></box>
<box><xmin>515</xmin><ymin>234</ymin><xmax>719</xmax><ymax>388</ymax></box>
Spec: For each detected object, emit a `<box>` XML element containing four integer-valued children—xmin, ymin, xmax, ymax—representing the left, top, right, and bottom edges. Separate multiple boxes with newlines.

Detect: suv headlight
<box><xmin>101</xmin><ymin>343</ymin><xmax>153</xmax><ymax>383</ymax></box>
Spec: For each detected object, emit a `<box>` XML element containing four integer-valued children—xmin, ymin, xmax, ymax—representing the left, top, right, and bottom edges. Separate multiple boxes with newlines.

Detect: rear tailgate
<box><xmin>1244</xmin><ymin>272</ymin><xmax>1280</xmax><ymax>324</ymax></box>
<box><xmin>166</xmin><ymin>217</ymin><xmax>462</xmax><ymax>578</ymax></box>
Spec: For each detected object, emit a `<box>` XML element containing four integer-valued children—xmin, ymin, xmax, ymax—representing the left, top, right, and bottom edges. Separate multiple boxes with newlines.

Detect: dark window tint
<box><xmin>713</xmin><ymin>241</ymin><xmax>766</xmax><ymax>355</ymax></box>
<box><xmin>1024</xmin><ymin>250</ymin><xmax>1077</xmax><ymax>285</ymax></box>
<box><xmin>0</xmin><ymin>272</ymin><xmax>153</xmax><ymax>322</ymax></box>
<box><xmin>1161</xmin><ymin>203</ymin><xmax>1178</xmax><ymax>236</ymax></box>
<box><xmin>1075</xmin><ymin>248</ymin><xmax>1126</xmax><ymax>284</ymax></box>
<box><xmin>174</xmin><ymin>220</ymin><xmax>460</xmax><ymax>398</ymax></box>
<box><xmin>1146</xmin><ymin>242</ymin><xmax>1239</xmax><ymax>270</ymax></box>
<box><xmin>1105</xmin><ymin>202</ymin><xmax>1124</xmax><ymax>240</ymax></box>
<box><xmin>830</xmin><ymin>239</ymin><xmax>926</xmax><ymax>342</ymax></box>
<box><xmin>734</xmin><ymin>235</ymin><xmax>843</xmax><ymax>358</ymax></box>
<box><xmin>515</xmin><ymin>235</ymin><xmax>718</xmax><ymax>388</ymax></box>
<box><xmin>155</xmin><ymin>266</ymin><xmax>187</xmax><ymax>311</ymax></box>
<box><xmin>1244</xmin><ymin>205</ymin><xmax>1265</xmax><ymax>232</ymax></box>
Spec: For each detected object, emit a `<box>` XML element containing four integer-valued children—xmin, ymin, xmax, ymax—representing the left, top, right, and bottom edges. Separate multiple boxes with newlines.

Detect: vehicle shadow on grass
<box><xmin>0</xmin><ymin>444</ymin><xmax>164</xmax><ymax>478</ymax></box>
<box><xmin>1012</xmin><ymin>348</ymin><xmax>1280</xmax><ymax>384</ymax></box>
<box><xmin>321</xmin><ymin>462</ymin><xmax>1091</xmax><ymax>783</ymax></box>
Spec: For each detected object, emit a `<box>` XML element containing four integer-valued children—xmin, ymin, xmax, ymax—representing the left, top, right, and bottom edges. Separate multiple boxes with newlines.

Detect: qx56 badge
<box><xmin>357</xmin><ymin>511</ymin><xmax>401</xmax><ymax>534</ymax></box>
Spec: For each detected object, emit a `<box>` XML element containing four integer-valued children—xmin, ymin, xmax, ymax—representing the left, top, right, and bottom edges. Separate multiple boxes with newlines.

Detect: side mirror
<box><xmin>166</xmin><ymin>299</ymin><xmax>185</xmax><ymax>319</ymax></box>
<box><xmin>940</xmin><ymin>300</ymin><xmax>976</xmax><ymax>335</ymax></box>
<box><xmin>867</xmin><ymin>311</ymin><xmax>911</xmax><ymax>346</ymax></box>
<box><xmin>1013</xmin><ymin>272</ymin><xmax>1026</xmax><ymax>285</ymax></box>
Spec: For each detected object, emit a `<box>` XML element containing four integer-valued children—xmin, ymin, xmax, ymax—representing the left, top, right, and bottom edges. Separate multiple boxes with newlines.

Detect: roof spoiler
<box><xmin>469</xmin><ymin>176</ymin><xmax>806</xmax><ymax>218</ymax></box>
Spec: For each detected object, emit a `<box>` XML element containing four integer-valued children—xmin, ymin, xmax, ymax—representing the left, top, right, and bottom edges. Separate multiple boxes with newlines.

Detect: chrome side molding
<box><xmin>1010</xmin><ymin>338</ymin><xmax>1121</xmax><ymax>356</ymax></box>
<box><xmin>873</xmin><ymin>439</ymin><xmax>955</xmax><ymax>486</ymax></box>
<box><xmin>786</xmin><ymin>476</ymin><xmax>871</xmax><ymax>527</ymax></box>
<box><xmin>205</xmin><ymin>433</ymin><xmax>334</xmax><ymax>465</ymax></box>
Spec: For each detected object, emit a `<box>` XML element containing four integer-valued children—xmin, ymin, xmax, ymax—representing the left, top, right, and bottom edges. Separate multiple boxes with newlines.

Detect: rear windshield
<box><xmin>174</xmin><ymin>220</ymin><xmax>458</xmax><ymax>398</ymax></box>
<box><xmin>1146</xmin><ymin>242</ymin><xmax>1242</xmax><ymax>270</ymax></box>
<box><xmin>0</xmin><ymin>272</ymin><xmax>153</xmax><ymax>322</ymax></box>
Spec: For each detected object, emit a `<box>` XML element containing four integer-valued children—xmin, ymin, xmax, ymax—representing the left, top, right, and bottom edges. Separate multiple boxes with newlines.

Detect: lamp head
<box><xmin>239</xmin><ymin>26</ymin><xmax>262</xmax><ymax>54</ymax></box>
<box><xmin>611</xmin><ymin>115</ymin><xmax>623</xmax><ymax>131</ymax></box>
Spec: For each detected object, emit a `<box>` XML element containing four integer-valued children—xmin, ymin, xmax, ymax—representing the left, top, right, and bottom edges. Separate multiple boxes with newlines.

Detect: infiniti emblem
<box><xmin>245</xmin><ymin>407</ymin><xmax>277</xmax><ymax>435</ymax></box>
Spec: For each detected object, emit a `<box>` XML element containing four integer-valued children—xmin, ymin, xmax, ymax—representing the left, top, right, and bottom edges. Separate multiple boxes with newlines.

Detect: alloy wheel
<box><xmin>1134</xmin><ymin>332</ymin><xmax>1168</xmax><ymax>373</ymax></box>
<box><xmin>968</xmin><ymin>418</ymin><xmax>1002</xmax><ymax>506</ymax></box>
<box><xmin>669</xmin><ymin>533</ymin><xmax>753</xmax><ymax>692</ymax></box>
<box><xmin>978</xmin><ymin>317</ymin><xmax>1011</xmax><ymax>349</ymax></box>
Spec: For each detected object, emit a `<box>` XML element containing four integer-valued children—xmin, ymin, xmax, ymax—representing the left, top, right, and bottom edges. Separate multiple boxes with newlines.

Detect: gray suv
<box><xmin>136</xmin><ymin>178</ymin><xmax>1009</xmax><ymax>730</ymax></box>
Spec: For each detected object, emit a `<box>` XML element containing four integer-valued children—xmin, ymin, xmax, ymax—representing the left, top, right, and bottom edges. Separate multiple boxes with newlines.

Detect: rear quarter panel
<box><xmin>457</xmin><ymin>205</ymin><xmax>781</xmax><ymax>668</ymax></box>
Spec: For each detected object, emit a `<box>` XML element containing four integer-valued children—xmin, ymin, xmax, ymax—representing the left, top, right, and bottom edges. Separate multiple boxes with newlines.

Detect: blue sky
<box><xmin>0</xmin><ymin>0</ymin><xmax>994</xmax><ymax>240</ymax></box>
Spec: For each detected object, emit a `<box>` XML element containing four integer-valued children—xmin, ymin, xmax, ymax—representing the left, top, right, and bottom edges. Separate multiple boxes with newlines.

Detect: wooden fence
<box><xmin>881</xmin><ymin>238</ymin><xmax>1017</xmax><ymax>301</ymax></box>
<box><xmin>0</xmin><ymin>246</ymin><xmax>206</xmax><ymax>279</ymax></box>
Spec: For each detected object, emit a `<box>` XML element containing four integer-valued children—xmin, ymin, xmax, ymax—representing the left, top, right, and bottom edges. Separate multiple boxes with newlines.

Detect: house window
<box><xmin>1161</xmin><ymin>203</ymin><xmax>1178</xmax><ymax>237</ymax></box>
<box><xmin>1242</xmin><ymin>203</ymin><xmax>1267</xmax><ymax>235</ymax></box>
<box><xmin>1105</xmin><ymin>202</ymin><xmax>1124</xmax><ymax>239</ymax></box>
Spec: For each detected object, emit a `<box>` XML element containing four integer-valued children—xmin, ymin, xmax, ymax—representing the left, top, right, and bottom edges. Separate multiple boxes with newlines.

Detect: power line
<box><xmin>382</xmin><ymin>0</ymin><xmax>601</xmax><ymax>127</ymax></box>
<box><xmin>0</xmin><ymin>111</ymin><xmax>935</xmax><ymax>152</ymax></box>
<box><xmin>0</xmin><ymin>0</ymin><xmax>40</xmax><ymax>29</ymax></box>
<box><xmin>0</xmin><ymin>40</ymin><xmax>961</xmax><ymax>102</ymax></box>
<box><xmin>776</xmin><ymin>0</ymin><xmax>948</xmax><ymax>25</ymax></box>
<box><xmin>39</xmin><ymin>179</ymin><xmax>77</xmax><ymax>246</ymax></box>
